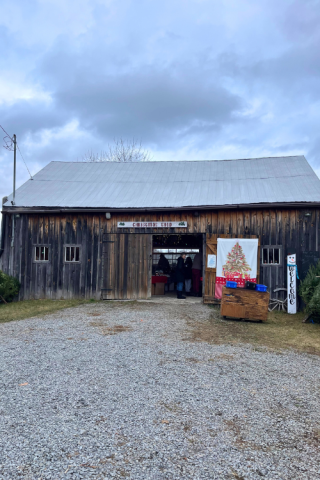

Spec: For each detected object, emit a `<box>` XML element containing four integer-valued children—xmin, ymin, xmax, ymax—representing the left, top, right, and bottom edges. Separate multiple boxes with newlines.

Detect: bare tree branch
<box><xmin>81</xmin><ymin>139</ymin><xmax>152</xmax><ymax>162</ymax></box>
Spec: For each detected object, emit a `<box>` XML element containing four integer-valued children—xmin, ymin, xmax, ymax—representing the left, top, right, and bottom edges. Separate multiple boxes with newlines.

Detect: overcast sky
<box><xmin>1</xmin><ymin>0</ymin><xmax>320</xmax><ymax>202</ymax></box>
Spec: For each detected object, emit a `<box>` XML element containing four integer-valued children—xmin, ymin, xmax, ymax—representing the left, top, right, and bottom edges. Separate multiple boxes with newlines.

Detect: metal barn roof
<box><xmin>4</xmin><ymin>156</ymin><xmax>320</xmax><ymax>210</ymax></box>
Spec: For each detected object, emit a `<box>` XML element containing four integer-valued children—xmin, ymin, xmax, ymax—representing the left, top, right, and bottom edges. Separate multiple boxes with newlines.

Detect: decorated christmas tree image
<box><xmin>222</xmin><ymin>242</ymin><xmax>251</xmax><ymax>277</ymax></box>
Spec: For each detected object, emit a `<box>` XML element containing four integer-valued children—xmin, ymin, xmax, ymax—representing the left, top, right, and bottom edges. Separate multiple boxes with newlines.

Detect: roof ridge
<box><xmin>49</xmin><ymin>155</ymin><xmax>305</xmax><ymax>165</ymax></box>
<box><xmin>31</xmin><ymin>172</ymin><xmax>313</xmax><ymax>183</ymax></box>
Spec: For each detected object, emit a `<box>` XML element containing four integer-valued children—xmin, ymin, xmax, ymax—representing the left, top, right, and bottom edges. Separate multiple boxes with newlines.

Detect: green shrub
<box><xmin>299</xmin><ymin>261</ymin><xmax>320</xmax><ymax>317</ymax></box>
<box><xmin>0</xmin><ymin>271</ymin><xmax>20</xmax><ymax>303</ymax></box>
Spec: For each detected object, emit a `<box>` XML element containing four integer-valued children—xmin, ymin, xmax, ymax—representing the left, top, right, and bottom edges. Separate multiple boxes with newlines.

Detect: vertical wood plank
<box><xmin>211</xmin><ymin>211</ymin><xmax>218</xmax><ymax>234</ymax></box>
<box><xmin>147</xmin><ymin>234</ymin><xmax>152</xmax><ymax>298</ymax></box>
<box><xmin>123</xmin><ymin>234</ymin><xmax>129</xmax><ymax>299</ymax></box>
<box><xmin>230</xmin><ymin>212</ymin><xmax>237</xmax><ymax>237</ymax></box>
<box><xmin>244</xmin><ymin>210</ymin><xmax>251</xmax><ymax>235</ymax></box>
<box><xmin>218</xmin><ymin>211</ymin><xmax>225</xmax><ymax>234</ymax></box>
<box><xmin>236</xmin><ymin>211</ymin><xmax>244</xmax><ymax>236</ymax></box>
<box><xmin>24</xmin><ymin>215</ymin><xmax>32</xmax><ymax>300</ymax></box>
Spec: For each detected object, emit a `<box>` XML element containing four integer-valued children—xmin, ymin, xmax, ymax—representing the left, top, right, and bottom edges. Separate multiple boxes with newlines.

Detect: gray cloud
<box><xmin>1</xmin><ymin>0</ymin><xmax>320</xmax><ymax>203</ymax></box>
<box><xmin>54</xmin><ymin>67</ymin><xmax>243</xmax><ymax>145</ymax></box>
<box><xmin>0</xmin><ymin>100</ymin><xmax>68</xmax><ymax>138</ymax></box>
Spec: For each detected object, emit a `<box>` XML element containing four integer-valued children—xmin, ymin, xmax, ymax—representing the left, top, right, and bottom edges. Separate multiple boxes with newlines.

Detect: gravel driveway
<box><xmin>0</xmin><ymin>299</ymin><xmax>320</xmax><ymax>480</ymax></box>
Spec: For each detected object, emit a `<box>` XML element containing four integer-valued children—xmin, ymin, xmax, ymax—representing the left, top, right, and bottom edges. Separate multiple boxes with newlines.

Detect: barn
<box><xmin>1</xmin><ymin>155</ymin><xmax>320</xmax><ymax>304</ymax></box>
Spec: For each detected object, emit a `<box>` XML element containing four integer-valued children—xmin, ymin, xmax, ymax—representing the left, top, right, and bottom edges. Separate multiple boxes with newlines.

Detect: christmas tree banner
<box><xmin>215</xmin><ymin>239</ymin><xmax>258</xmax><ymax>296</ymax></box>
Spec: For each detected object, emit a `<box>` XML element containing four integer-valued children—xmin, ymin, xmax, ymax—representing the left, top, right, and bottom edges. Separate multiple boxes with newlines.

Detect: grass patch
<box><xmin>189</xmin><ymin>308</ymin><xmax>320</xmax><ymax>356</ymax></box>
<box><xmin>0</xmin><ymin>299</ymin><xmax>92</xmax><ymax>324</ymax></box>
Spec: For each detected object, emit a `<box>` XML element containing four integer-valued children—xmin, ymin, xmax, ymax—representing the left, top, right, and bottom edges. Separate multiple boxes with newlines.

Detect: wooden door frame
<box><xmin>202</xmin><ymin>233</ymin><xmax>206</xmax><ymax>297</ymax></box>
<box><xmin>151</xmin><ymin>232</ymin><xmax>205</xmax><ymax>297</ymax></box>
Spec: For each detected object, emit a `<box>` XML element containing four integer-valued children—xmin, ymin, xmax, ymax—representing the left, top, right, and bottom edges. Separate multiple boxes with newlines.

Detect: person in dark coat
<box><xmin>184</xmin><ymin>256</ymin><xmax>193</xmax><ymax>295</ymax></box>
<box><xmin>157</xmin><ymin>253</ymin><xmax>171</xmax><ymax>273</ymax></box>
<box><xmin>176</xmin><ymin>253</ymin><xmax>186</xmax><ymax>299</ymax></box>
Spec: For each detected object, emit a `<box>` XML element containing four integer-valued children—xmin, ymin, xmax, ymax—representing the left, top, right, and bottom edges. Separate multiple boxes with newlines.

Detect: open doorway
<box><xmin>152</xmin><ymin>234</ymin><xmax>204</xmax><ymax>297</ymax></box>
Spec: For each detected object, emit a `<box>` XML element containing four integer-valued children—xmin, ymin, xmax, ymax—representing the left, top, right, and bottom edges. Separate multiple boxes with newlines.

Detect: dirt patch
<box><xmin>99</xmin><ymin>454</ymin><xmax>115</xmax><ymax>464</ymax></box>
<box><xmin>100</xmin><ymin>325</ymin><xmax>132</xmax><ymax>336</ymax></box>
<box><xmin>304</xmin><ymin>428</ymin><xmax>320</xmax><ymax>448</ymax></box>
<box><xmin>224</xmin><ymin>419</ymin><xmax>265</xmax><ymax>452</ymax></box>
<box><xmin>231</xmin><ymin>473</ymin><xmax>245</xmax><ymax>480</ymax></box>
<box><xmin>224</xmin><ymin>419</ymin><xmax>247</xmax><ymax>448</ymax></box>
<box><xmin>208</xmin><ymin>354</ymin><xmax>234</xmax><ymax>361</ymax></box>
<box><xmin>90</xmin><ymin>322</ymin><xmax>132</xmax><ymax>335</ymax></box>
<box><xmin>186</xmin><ymin>357</ymin><xmax>202</xmax><ymax>363</ymax></box>
<box><xmin>160</xmin><ymin>401</ymin><xmax>182</xmax><ymax>413</ymax></box>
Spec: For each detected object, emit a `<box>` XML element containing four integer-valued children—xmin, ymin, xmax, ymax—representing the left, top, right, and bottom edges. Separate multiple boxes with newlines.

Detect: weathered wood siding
<box><xmin>0</xmin><ymin>207</ymin><xmax>319</xmax><ymax>300</ymax></box>
<box><xmin>0</xmin><ymin>213</ymin><xmax>104</xmax><ymax>300</ymax></box>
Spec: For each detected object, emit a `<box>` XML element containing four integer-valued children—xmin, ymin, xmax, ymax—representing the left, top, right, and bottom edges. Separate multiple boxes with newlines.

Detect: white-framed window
<box><xmin>65</xmin><ymin>245</ymin><xmax>80</xmax><ymax>263</ymax></box>
<box><xmin>262</xmin><ymin>246</ymin><xmax>282</xmax><ymax>265</ymax></box>
<box><xmin>34</xmin><ymin>245</ymin><xmax>49</xmax><ymax>262</ymax></box>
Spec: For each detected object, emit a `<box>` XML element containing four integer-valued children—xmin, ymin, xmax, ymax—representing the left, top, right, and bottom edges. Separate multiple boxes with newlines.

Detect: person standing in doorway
<box><xmin>176</xmin><ymin>253</ymin><xmax>186</xmax><ymax>299</ymax></box>
<box><xmin>184</xmin><ymin>256</ymin><xmax>193</xmax><ymax>296</ymax></box>
<box><xmin>192</xmin><ymin>251</ymin><xmax>202</xmax><ymax>297</ymax></box>
<box><xmin>157</xmin><ymin>253</ymin><xmax>171</xmax><ymax>274</ymax></box>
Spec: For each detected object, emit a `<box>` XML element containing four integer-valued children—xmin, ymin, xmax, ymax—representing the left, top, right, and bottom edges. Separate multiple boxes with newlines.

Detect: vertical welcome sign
<box><xmin>287</xmin><ymin>254</ymin><xmax>297</xmax><ymax>314</ymax></box>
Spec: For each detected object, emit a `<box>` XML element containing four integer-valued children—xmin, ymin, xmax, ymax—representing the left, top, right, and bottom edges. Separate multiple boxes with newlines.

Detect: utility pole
<box><xmin>10</xmin><ymin>134</ymin><xmax>16</xmax><ymax>276</ymax></box>
<box><xmin>12</xmin><ymin>134</ymin><xmax>16</xmax><ymax>206</ymax></box>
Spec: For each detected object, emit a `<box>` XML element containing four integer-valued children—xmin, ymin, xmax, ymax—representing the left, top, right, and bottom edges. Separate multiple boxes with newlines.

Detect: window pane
<box><xmin>71</xmin><ymin>247</ymin><xmax>75</xmax><ymax>261</ymax></box>
<box><xmin>262</xmin><ymin>246</ymin><xmax>282</xmax><ymax>265</ymax></box>
<box><xmin>75</xmin><ymin>247</ymin><xmax>80</xmax><ymax>262</ymax></box>
<box><xmin>269</xmin><ymin>249</ymin><xmax>273</xmax><ymax>264</ymax></box>
<box><xmin>263</xmin><ymin>249</ymin><xmax>268</xmax><ymax>264</ymax></box>
<box><xmin>35</xmin><ymin>246</ymin><xmax>49</xmax><ymax>261</ymax></box>
<box><xmin>66</xmin><ymin>247</ymin><xmax>70</xmax><ymax>262</ymax></box>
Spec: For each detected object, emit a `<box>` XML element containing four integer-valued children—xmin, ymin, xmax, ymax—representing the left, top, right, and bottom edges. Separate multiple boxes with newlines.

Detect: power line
<box><xmin>0</xmin><ymin>124</ymin><xmax>13</xmax><ymax>140</ymax></box>
<box><xmin>17</xmin><ymin>142</ymin><xmax>33</xmax><ymax>179</ymax></box>
<box><xmin>0</xmin><ymin>124</ymin><xmax>14</xmax><ymax>151</ymax></box>
<box><xmin>0</xmin><ymin>125</ymin><xmax>33</xmax><ymax>179</ymax></box>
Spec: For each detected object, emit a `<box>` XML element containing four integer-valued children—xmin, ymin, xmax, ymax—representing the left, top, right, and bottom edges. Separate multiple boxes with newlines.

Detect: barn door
<box><xmin>203</xmin><ymin>233</ymin><xmax>260</xmax><ymax>304</ymax></box>
<box><xmin>101</xmin><ymin>233</ymin><xmax>152</xmax><ymax>300</ymax></box>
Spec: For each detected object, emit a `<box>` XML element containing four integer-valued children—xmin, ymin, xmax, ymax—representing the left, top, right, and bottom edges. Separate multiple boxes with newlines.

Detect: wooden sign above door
<box><xmin>117</xmin><ymin>221</ymin><xmax>188</xmax><ymax>228</ymax></box>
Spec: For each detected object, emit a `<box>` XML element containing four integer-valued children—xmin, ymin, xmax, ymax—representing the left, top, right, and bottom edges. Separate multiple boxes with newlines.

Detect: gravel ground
<box><xmin>0</xmin><ymin>300</ymin><xmax>320</xmax><ymax>480</ymax></box>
